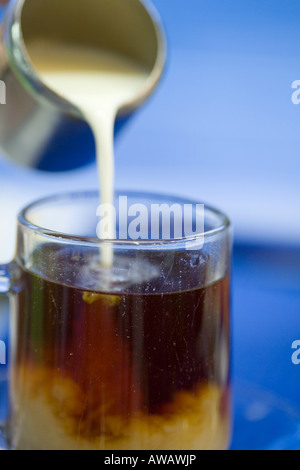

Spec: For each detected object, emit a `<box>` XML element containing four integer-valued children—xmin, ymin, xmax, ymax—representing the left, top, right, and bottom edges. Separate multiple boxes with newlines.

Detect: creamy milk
<box><xmin>27</xmin><ymin>41</ymin><xmax>148</xmax><ymax>266</ymax></box>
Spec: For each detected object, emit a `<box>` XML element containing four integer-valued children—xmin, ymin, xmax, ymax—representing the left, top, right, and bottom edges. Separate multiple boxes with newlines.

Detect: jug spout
<box><xmin>0</xmin><ymin>0</ymin><xmax>166</xmax><ymax>172</ymax></box>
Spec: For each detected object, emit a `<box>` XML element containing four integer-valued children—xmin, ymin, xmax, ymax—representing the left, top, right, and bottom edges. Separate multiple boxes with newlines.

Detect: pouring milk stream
<box><xmin>27</xmin><ymin>41</ymin><xmax>149</xmax><ymax>267</ymax></box>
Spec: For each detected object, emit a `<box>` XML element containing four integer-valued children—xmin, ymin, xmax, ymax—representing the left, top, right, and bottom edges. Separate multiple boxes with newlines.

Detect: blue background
<box><xmin>1</xmin><ymin>0</ymin><xmax>300</xmax><ymax>450</ymax></box>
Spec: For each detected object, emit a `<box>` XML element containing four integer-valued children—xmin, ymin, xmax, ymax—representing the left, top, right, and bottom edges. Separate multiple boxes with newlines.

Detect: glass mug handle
<box><xmin>0</xmin><ymin>262</ymin><xmax>13</xmax><ymax>449</ymax></box>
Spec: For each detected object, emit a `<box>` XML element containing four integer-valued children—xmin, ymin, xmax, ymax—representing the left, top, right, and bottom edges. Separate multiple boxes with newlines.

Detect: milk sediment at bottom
<box><xmin>10</xmin><ymin>246</ymin><xmax>231</xmax><ymax>450</ymax></box>
<box><xmin>12</xmin><ymin>369</ymin><xmax>230</xmax><ymax>450</ymax></box>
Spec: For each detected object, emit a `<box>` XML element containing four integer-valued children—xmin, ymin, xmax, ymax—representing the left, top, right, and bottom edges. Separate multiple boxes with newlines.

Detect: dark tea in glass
<box><xmin>2</xmin><ymin>192</ymin><xmax>232</xmax><ymax>450</ymax></box>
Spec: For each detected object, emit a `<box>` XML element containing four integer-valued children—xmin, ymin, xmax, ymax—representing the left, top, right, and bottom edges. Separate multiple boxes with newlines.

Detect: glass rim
<box><xmin>18</xmin><ymin>190</ymin><xmax>232</xmax><ymax>247</ymax></box>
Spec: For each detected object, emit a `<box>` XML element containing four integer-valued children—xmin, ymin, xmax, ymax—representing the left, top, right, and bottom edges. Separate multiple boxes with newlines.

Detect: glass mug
<box><xmin>0</xmin><ymin>191</ymin><xmax>232</xmax><ymax>450</ymax></box>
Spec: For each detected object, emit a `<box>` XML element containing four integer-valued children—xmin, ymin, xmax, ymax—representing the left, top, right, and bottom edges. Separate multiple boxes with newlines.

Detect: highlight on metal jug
<box><xmin>0</xmin><ymin>0</ymin><xmax>166</xmax><ymax>171</ymax></box>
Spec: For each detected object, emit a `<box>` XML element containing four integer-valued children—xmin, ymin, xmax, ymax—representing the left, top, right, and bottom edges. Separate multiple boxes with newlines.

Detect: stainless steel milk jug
<box><xmin>0</xmin><ymin>0</ymin><xmax>166</xmax><ymax>171</ymax></box>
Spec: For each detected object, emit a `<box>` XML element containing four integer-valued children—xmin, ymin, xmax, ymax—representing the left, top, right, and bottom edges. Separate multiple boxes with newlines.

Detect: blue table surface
<box><xmin>231</xmin><ymin>243</ymin><xmax>300</xmax><ymax>450</ymax></box>
<box><xmin>1</xmin><ymin>1</ymin><xmax>300</xmax><ymax>450</ymax></box>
